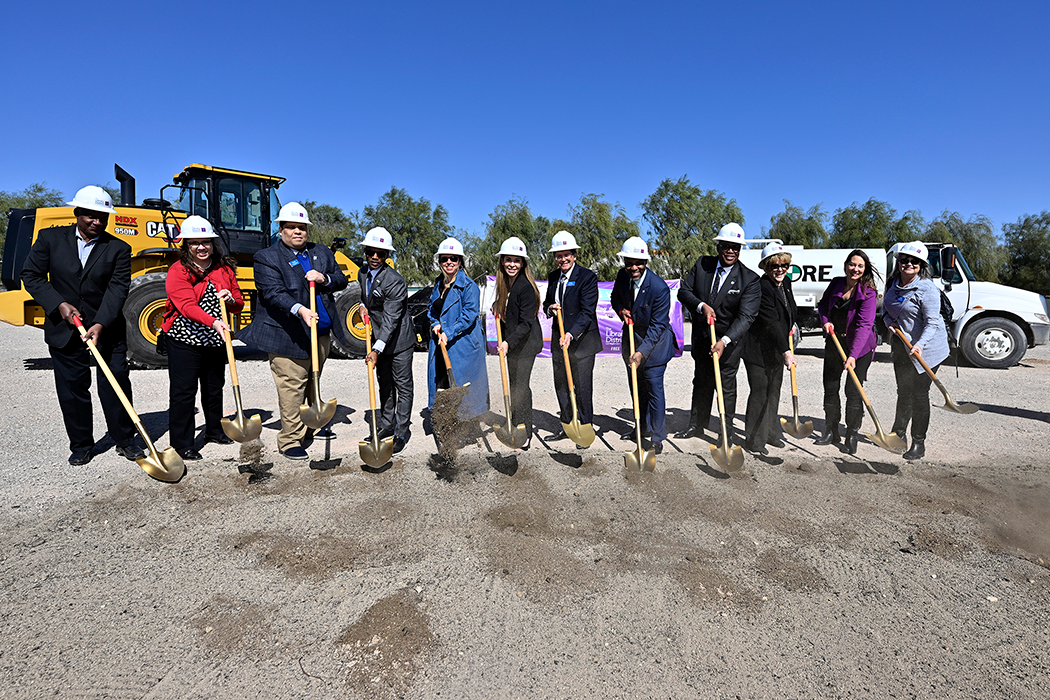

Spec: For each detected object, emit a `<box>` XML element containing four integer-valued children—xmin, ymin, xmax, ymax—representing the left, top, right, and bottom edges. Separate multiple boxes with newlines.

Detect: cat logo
<box><xmin>146</xmin><ymin>221</ymin><xmax>179</xmax><ymax>238</ymax></box>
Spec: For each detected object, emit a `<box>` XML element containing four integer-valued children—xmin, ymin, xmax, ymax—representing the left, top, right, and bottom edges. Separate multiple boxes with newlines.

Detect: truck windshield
<box><xmin>929</xmin><ymin>248</ymin><xmax>975</xmax><ymax>283</ymax></box>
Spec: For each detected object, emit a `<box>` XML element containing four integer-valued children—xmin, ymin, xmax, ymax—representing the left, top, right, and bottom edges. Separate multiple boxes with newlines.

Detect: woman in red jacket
<box><xmin>160</xmin><ymin>216</ymin><xmax>244</xmax><ymax>460</ymax></box>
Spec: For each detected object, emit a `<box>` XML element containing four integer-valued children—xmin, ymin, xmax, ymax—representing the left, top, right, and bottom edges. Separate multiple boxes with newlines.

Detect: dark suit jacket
<box><xmin>542</xmin><ymin>264</ymin><xmax>601</xmax><ymax>358</ymax></box>
<box><xmin>499</xmin><ymin>273</ymin><xmax>543</xmax><ymax>357</ymax></box>
<box><xmin>361</xmin><ymin>263</ymin><xmax>415</xmax><ymax>355</ymax></box>
<box><xmin>21</xmin><ymin>224</ymin><xmax>131</xmax><ymax>348</ymax></box>
<box><xmin>678</xmin><ymin>256</ymin><xmax>761</xmax><ymax>359</ymax></box>
<box><xmin>237</xmin><ymin>240</ymin><xmax>348</xmax><ymax>359</ymax></box>
<box><xmin>610</xmin><ymin>268</ymin><xmax>676</xmax><ymax>367</ymax></box>
<box><xmin>743</xmin><ymin>276</ymin><xmax>798</xmax><ymax>366</ymax></box>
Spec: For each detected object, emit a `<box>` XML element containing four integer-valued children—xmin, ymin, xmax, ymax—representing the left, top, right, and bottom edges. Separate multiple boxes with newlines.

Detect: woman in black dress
<box><xmin>492</xmin><ymin>236</ymin><xmax>543</xmax><ymax>449</ymax></box>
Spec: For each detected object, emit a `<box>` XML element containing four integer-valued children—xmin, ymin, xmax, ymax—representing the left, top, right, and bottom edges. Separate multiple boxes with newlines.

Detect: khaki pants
<box><xmin>269</xmin><ymin>334</ymin><xmax>332</xmax><ymax>452</ymax></box>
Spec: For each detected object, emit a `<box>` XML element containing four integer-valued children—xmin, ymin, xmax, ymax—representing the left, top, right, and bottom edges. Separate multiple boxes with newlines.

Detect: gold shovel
<box><xmin>829</xmin><ymin>334</ymin><xmax>907</xmax><ymax>453</ymax></box>
<box><xmin>890</xmin><ymin>327</ymin><xmax>979</xmax><ymax>415</ymax></box>
<box><xmin>71</xmin><ymin>316</ymin><xmax>185</xmax><ymax>482</ymax></box>
<box><xmin>554</xmin><ymin>308</ymin><xmax>595</xmax><ymax>448</ymax></box>
<box><xmin>359</xmin><ymin>319</ymin><xmax>394</xmax><ymax>466</ymax></box>
<box><xmin>624</xmin><ymin>317</ymin><xmax>656</xmax><ymax>472</ymax></box>
<box><xmin>219</xmin><ymin>297</ymin><xmax>262</xmax><ymax>442</ymax></box>
<box><xmin>493</xmin><ymin>314</ymin><xmax>528</xmax><ymax>449</ymax></box>
<box><xmin>708</xmin><ymin>316</ymin><xmax>743</xmax><ymax>471</ymax></box>
<box><xmin>780</xmin><ymin>333</ymin><xmax>814</xmax><ymax>438</ymax></box>
<box><xmin>299</xmin><ymin>280</ymin><xmax>337</xmax><ymax>430</ymax></box>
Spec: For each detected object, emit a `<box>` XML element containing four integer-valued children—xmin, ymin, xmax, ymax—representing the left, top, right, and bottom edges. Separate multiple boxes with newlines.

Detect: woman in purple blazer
<box><xmin>814</xmin><ymin>250</ymin><xmax>880</xmax><ymax>454</ymax></box>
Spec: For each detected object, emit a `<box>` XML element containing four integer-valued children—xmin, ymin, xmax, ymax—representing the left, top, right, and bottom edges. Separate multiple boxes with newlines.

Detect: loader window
<box><xmin>217</xmin><ymin>178</ymin><xmax>263</xmax><ymax>232</ymax></box>
<box><xmin>270</xmin><ymin>188</ymin><xmax>282</xmax><ymax>241</ymax></box>
<box><xmin>172</xmin><ymin>179</ymin><xmax>209</xmax><ymax>217</ymax></box>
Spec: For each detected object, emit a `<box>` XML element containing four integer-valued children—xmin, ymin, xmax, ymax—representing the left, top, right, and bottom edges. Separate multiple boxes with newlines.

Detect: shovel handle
<box><xmin>494</xmin><ymin>314</ymin><xmax>512</xmax><ymax>396</ymax></box>
<box><xmin>627</xmin><ymin>318</ymin><xmax>644</xmax><ymax>447</ymax></box>
<box><xmin>309</xmin><ymin>280</ymin><xmax>320</xmax><ymax>373</ymax></box>
<box><xmin>554</xmin><ymin>308</ymin><xmax>576</xmax><ymax>393</ymax></box>
<box><xmin>219</xmin><ymin>298</ymin><xmax>240</xmax><ymax>387</ymax></box>
<box><xmin>787</xmin><ymin>333</ymin><xmax>799</xmax><ymax>398</ymax></box>
<box><xmin>71</xmin><ymin>316</ymin><xmax>141</xmax><ymax>423</ymax></box>
<box><xmin>365</xmin><ymin>319</ymin><xmax>380</xmax><ymax>430</ymax></box>
<box><xmin>890</xmin><ymin>327</ymin><xmax>941</xmax><ymax>382</ymax></box>
<box><xmin>829</xmin><ymin>333</ymin><xmax>877</xmax><ymax>411</ymax></box>
<box><xmin>438</xmin><ymin>338</ymin><xmax>458</xmax><ymax>387</ymax></box>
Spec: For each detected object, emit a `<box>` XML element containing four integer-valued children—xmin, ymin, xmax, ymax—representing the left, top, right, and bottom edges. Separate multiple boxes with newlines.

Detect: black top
<box><xmin>830</xmin><ymin>294</ymin><xmax>850</xmax><ymax>336</ymax></box>
<box><xmin>499</xmin><ymin>273</ymin><xmax>543</xmax><ymax>356</ymax></box>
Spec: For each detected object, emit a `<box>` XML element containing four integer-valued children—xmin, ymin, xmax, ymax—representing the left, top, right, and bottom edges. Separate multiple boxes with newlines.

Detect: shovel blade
<box><xmin>939</xmin><ymin>400</ymin><xmax>979</xmax><ymax>415</ymax></box>
<box><xmin>137</xmin><ymin>447</ymin><xmax>185</xmax><ymax>483</ymax></box>
<box><xmin>561</xmin><ymin>420</ymin><xmax>595</xmax><ymax>448</ymax></box>
<box><xmin>222</xmin><ymin>414</ymin><xmax>263</xmax><ymax>443</ymax></box>
<box><xmin>865</xmin><ymin>430</ymin><xmax>908</xmax><ymax>454</ymax></box>
<box><xmin>494</xmin><ymin>421</ymin><xmax>529</xmax><ymax>449</ymax></box>
<box><xmin>624</xmin><ymin>446</ymin><xmax>656</xmax><ymax>472</ymax></box>
<box><xmin>358</xmin><ymin>437</ymin><xmax>394</xmax><ymax>467</ymax></box>
<box><xmin>710</xmin><ymin>443</ymin><xmax>744</xmax><ymax>472</ymax></box>
<box><xmin>780</xmin><ymin>416</ymin><xmax>814</xmax><ymax>439</ymax></box>
<box><xmin>300</xmin><ymin>398</ymin><xmax>337</xmax><ymax>430</ymax></box>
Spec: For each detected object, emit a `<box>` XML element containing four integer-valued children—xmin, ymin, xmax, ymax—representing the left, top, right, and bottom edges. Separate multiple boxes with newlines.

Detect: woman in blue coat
<box><xmin>427</xmin><ymin>237</ymin><xmax>489</xmax><ymax>419</ymax></box>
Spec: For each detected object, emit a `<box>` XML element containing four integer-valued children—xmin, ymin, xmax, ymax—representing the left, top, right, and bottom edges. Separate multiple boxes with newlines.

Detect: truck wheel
<box><xmin>959</xmin><ymin>317</ymin><xmax>1026</xmax><ymax>369</ymax></box>
<box><xmin>123</xmin><ymin>273</ymin><xmax>169</xmax><ymax>369</ymax></box>
<box><xmin>329</xmin><ymin>283</ymin><xmax>367</xmax><ymax>359</ymax></box>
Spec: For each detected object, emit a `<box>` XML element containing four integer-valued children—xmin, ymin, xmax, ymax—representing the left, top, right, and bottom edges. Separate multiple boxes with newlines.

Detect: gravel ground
<box><xmin>1</xmin><ymin>322</ymin><xmax>1047</xmax><ymax>699</ymax></box>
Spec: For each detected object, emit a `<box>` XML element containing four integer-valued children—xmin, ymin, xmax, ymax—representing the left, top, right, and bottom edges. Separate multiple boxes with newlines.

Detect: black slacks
<box><xmin>552</xmin><ymin>350</ymin><xmax>594</xmax><ymax>424</ymax></box>
<box><xmin>822</xmin><ymin>339</ymin><xmax>873</xmax><ymax>433</ymax></box>
<box><xmin>743</xmin><ymin>356</ymin><xmax>785</xmax><ymax>447</ymax></box>
<box><xmin>376</xmin><ymin>347</ymin><xmax>414</xmax><ymax>438</ymax></box>
<box><xmin>688</xmin><ymin>345</ymin><xmax>744</xmax><ymax>433</ymax></box>
<box><xmin>167</xmin><ymin>337</ymin><xmax>226</xmax><ymax>452</ymax></box>
<box><xmin>50</xmin><ymin>334</ymin><xmax>136</xmax><ymax>452</ymax></box>
<box><xmin>506</xmin><ymin>348</ymin><xmax>538</xmax><ymax>438</ymax></box>
<box><xmin>890</xmin><ymin>337</ymin><xmax>936</xmax><ymax>440</ymax></box>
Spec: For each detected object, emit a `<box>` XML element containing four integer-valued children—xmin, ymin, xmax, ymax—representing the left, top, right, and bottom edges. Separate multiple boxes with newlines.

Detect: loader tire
<box><xmin>124</xmin><ymin>273</ymin><xmax>169</xmax><ymax>369</ymax></box>
<box><xmin>329</xmin><ymin>282</ymin><xmax>367</xmax><ymax>359</ymax></box>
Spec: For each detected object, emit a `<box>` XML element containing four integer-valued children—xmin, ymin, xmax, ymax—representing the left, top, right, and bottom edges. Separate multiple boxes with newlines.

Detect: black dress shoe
<box><xmin>205</xmin><ymin>434</ymin><xmax>233</xmax><ymax>445</ymax></box>
<box><xmin>392</xmin><ymin>437</ymin><xmax>407</xmax><ymax>455</ymax></box>
<box><xmin>651</xmin><ymin>441</ymin><xmax>664</xmax><ymax>455</ymax></box>
<box><xmin>68</xmin><ymin>451</ymin><xmax>93</xmax><ymax>466</ymax></box>
<box><xmin>743</xmin><ymin>442</ymin><xmax>769</xmax><ymax>456</ymax></box>
<box><xmin>178</xmin><ymin>448</ymin><xmax>203</xmax><ymax>461</ymax></box>
<box><xmin>115</xmin><ymin>444</ymin><xmax>145</xmax><ymax>461</ymax></box>
<box><xmin>674</xmin><ymin>425</ymin><xmax>704</xmax><ymax>440</ymax></box>
<box><xmin>549</xmin><ymin>429</ymin><xmax>569</xmax><ymax>441</ymax></box>
<box><xmin>620</xmin><ymin>429</ymin><xmax>651</xmax><ymax>441</ymax></box>
<box><xmin>767</xmin><ymin>436</ymin><xmax>786</xmax><ymax>448</ymax></box>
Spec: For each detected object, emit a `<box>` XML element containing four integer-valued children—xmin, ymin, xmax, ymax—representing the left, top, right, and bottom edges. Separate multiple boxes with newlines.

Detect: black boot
<box><xmin>814</xmin><ymin>427</ymin><xmax>839</xmax><ymax>445</ymax></box>
<box><xmin>903</xmin><ymin>438</ymin><xmax>925</xmax><ymax>461</ymax></box>
<box><xmin>844</xmin><ymin>429</ymin><xmax>859</xmax><ymax>455</ymax></box>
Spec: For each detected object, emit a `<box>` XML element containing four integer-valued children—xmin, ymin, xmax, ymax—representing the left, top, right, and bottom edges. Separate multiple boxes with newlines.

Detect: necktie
<box><xmin>366</xmin><ymin>270</ymin><xmax>375</xmax><ymax>298</ymax></box>
<box><xmin>712</xmin><ymin>267</ymin><xmax>726</xmax><ymax>295</ymax></box>
<box><xmin>558</xmin><ymin>273</ymin><xmax>568</xmax><ymax>305</ymax></box>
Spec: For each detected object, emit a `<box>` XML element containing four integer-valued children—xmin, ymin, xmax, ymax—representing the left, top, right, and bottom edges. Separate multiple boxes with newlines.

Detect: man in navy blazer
<box><xmin>21</xmin><ymin>186</ymin><xmax>143</xmax><ymax>465</ymax></box>
<box><xmin>610</xmin><ymin>237</ymin><xmax>676</xmax><ymax>453</ymax></box>
<box><xmin>676</xmin><ymin>223</ymin><xmax>761</xmax><ymax>442</ymax></box>
<box><xmin>541</xmin><ymin>231</ymin><xmax>600</xmax><ymax>441</ymax></box>
<box><xmin>237</xmin><ymin>202</ymin><xmax>347</xmax><ymax>459</ymax></box>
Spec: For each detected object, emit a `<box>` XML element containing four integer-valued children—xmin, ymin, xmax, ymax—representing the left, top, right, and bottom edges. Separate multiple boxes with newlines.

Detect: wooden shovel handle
<box><xmin>365</xmin><ymin>320</ymin><xmax>378</xmax><ymax>414</ymax></box>
<box><xmin>709</xmin><ymin>316</ymin><xmax>728</xmax><ymax>415</ymax></box>
<box><xmin>890</xmin><ymin>327</ymin><xmax>939</xmax><ymax>379</ymax></box>
<box><xmin>495</xmin><ymin>314</ymin><xmax>512</xmax><ymax>396</ymax></box>
<box><xmin>555</xmin><ymin>308</ymin><xmax>576</xmax><ymax>393</ymax></box>
<box><xmin>788</xmin><ymin>333</ymin><xmax>799</xmax><ymax>397</ymax></box>
<box><xmin>438</xmin><ymin>338</ymin><xmax>454</xmax><ymax>382</ymax></box>
<box><xmin>829</xmin><ymin>333</ymin><xmax>875</xmax><ymax>408</ymax></box>
<box><xmin>219</xmin><ymin>297</ymin><xmax>240</xmax><ymax>387</ymax></box>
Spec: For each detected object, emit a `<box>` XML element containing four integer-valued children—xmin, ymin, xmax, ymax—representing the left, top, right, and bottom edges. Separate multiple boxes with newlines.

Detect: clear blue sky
<box><xmin>4</xmin><ymin>1</ymin><xmax>1048</xmax><ymax>240</ymax></box>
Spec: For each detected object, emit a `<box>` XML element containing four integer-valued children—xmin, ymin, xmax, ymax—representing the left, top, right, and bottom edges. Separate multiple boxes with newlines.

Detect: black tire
<box><xmin>329</xmin><ymin>282</ymin><xmax>367</xmax><ymax>359</ymax></box>
<box><xmin>959</xmin><ymin>316</ymin><xmax>1027</xmax><ymax>369</ymax></box>
<box><xmin>123</xmin><ymin>273</ymin><xmax>169</xmax><ymax>369</ymax></box>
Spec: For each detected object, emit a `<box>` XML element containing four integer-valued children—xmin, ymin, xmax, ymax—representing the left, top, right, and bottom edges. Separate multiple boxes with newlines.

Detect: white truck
<box><xmin>740</xmin><ymin>240</ymin><xmax>1050</xmax><ymax>369</ymax></box>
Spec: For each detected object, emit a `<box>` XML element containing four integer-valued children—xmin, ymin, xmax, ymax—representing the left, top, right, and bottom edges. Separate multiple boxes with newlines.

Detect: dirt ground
<box><xmin>0</xmin><ymin>323</ymin><xmax>1047</xmax><ymax>699</ymax></box>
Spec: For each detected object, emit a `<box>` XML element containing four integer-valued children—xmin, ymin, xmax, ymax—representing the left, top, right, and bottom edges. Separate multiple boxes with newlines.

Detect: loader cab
<box><xmin>165</xmin><ymin>164</ymin><xmax>284</xmax><ymax>257</ymax></box>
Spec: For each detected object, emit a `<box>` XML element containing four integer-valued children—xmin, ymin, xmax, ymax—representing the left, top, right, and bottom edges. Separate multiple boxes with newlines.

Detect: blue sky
<box><xmin>4</xmin><ymin>1</ymin><xmax>1048</xmax><ymax>240</ymax></box>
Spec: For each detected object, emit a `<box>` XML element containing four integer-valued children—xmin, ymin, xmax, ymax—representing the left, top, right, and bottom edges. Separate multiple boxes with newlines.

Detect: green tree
<box><xmin>1002</xmin><ymin>212</ymin><xmax>1050</xmax><ymax>295</ymax></box>
<box><xmin>640</xmin><ymin>176</ymin><xmax>744</xmax><ymax>279</ymax></box>
<box><xmin>768</xmin><ymin>200</ymin><xmax>829</xmax><ymax>248</ymax></box>
<box><xmin>0</xmin><ymin>182</ymin><xmax>66</xmax><ymax>252</ymax></box>
<box><xmin>300</xmin><ymin>200</ymin><xmax>358</xmax><ymax>248</ymax></box>
<box><xmin>469</xmin><ymin>197</ymin><xmax>553</xmax><ymax>280</ymax></box>
<box><xmin>829</xmin><ymin>199</ymin><xmax>924</xmax><ymax>249</ymax></box>
<box><xmin>561</xmin><ymin>194</ymin><xmax>639</xmax><ymax>280</ymax></box>
<box><xmin>925</xmin><ymin>211</ymin><xmax>1005</xmax><ymax>282</ymax></box>
<box><xmin>358</xmin><ymin>187</ymin><xmax>453</xmax><ymax>286</ymax></box>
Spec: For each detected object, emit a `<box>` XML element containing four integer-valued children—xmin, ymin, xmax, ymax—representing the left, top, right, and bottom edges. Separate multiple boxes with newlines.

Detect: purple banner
<box><xmin>483</xmin><ymin>277</ymin><xmax>685</xmax><ymax>357</ymax></box>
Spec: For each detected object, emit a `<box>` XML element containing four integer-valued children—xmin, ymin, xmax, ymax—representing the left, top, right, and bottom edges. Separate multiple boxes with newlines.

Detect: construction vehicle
<box><xmin>1</xmin><ymin>164</ymin><xmax>370</xmax><ymax>367</ymax></box>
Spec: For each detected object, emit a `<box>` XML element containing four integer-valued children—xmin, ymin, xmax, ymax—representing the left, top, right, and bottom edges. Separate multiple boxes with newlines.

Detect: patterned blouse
<box><xmin>168</xmin><ymin>281</ymin><xmax>223</xmax><ymax>348</ymax></box>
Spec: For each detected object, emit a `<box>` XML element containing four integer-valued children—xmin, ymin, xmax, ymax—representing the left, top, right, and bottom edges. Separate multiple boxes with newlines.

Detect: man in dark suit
<box><xmin>359</xmin><ymin>227</ymin><xmax>414</xmax><ymax>454</ymax></box>
<box><xmin>542</xmin><ymin>231</ymin><xmax>600</xmax><ymax>442</ymax></box>
<box><xmin>21</xmin><ymin>185</ymin><xmax>144</xmax><ymax>465</ymax></box>
<box><xmin>676</xmin><ymin>223</ymin><xmax>761</xmax><ymax>442</ymax></box>
<box><xmin>610</xmin><ymin>237</ymin><xmax>677</xmax><ymax>453</ymax></box>
<box><xmin>237</xmin><ymin>202</ymin><xmax>347</xmax><ymax>460</ymax></box>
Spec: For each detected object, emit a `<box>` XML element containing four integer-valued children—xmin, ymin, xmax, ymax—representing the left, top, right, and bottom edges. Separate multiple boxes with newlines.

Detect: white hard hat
<box><xmin>67</xmin><ymin>185</ymin><xmax>117</xmax><ymax>215</ymax></box>
<box><xmin>713</xmin><ymin>222</ymin><xmax>746</xmax><ymax>244</ymax></box>
<box><xmin>177</xmin><ymin>215</ymin><xmax>219</xmax><ymax>240</ymax></box>
<box><xmin>362</xmin><ymin>226</ymin><xmax>394</xmax><ymax>251</ymax></box>
<box><xmin>498</xmin><ymin>236</ymin><xmax>529</xmax><ymax>259</ymax></box>
<box><xmin>548</xmin><ymin>231</ymin><xmax>578</xmax><ymax>253</ymax></box>
<box><xmin>434</xmin><ymin>237</ymin><xmax>465</xmax><ymax>263</ymax></box>
<box><xmin>896</xmin><ymin>241</ymin><xmax>928</xmax><ymax>262</ymax></box>
<box><xmin>759</xmin><ymin>241</ymin><xmax>788</xmax><ymax>264</ymax></box>
<box><xmin>617</xmin><ymin>236</ymin><xmax>651</xmax><ymax>261</ymax></box>
<box><xmin>275</xmin><ymin>202</ymin><xmax>312</xmax><ymax>226</ymax></box>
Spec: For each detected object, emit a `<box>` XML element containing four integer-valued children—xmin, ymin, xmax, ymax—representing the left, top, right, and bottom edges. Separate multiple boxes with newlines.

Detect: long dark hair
<box><xmin>178</xmin><ymin>238</ymin><xmax>237</xmax><ymax>279</ymax></box>
<box><xmin>494</xmin><ymin>256</ymin><xmax>540</xmax><ymax>318</ymax></box>
<box><xmin>844</xmin><ymin>249</ymin><xmax>880</xmax><ymax>292</ymax></box>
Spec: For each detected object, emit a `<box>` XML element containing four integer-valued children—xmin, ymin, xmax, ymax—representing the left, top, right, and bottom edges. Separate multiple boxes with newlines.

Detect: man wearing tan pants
<box><xmin>237</xmin><ymin>203</ymin><xmax>347</xmax><ymax>459</ymax></box>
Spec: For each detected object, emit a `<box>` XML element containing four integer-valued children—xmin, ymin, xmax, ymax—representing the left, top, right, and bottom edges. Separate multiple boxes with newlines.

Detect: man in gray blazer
<box><xmin>359</xmin><ymin>227</ymin><xmax>415</xmax><ymax>454</ymax></box>
<box><xmin>676</xmin><ymin>223</ymin><xmax>761</xmax><ymax>442</ymax></box>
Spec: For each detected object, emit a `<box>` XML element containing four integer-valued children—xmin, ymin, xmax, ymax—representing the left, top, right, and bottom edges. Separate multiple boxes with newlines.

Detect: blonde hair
<box><xmin>759</xmin><ymin>252</ymin><xmax>792</xmax><ymax>272</ymax></box>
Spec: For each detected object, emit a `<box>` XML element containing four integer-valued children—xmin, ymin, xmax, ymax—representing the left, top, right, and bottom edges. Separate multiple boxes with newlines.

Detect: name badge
<box><xmin>289</xmin><ymin>259</ymin><xmax>301</xmax><ymax>268</ymax></box>
<box><xmin>566</xmin><ymin>281</ymin><xmax>575</xmax><ymax>287</ymax></box>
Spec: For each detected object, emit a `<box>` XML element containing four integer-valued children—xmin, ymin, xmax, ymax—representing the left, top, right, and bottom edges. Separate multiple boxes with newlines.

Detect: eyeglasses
<box><xmin>768</xmin><ymin>263</ymin><xmax>790</xmax><ymax>270</ymax></box>
<box><xmin>364</xmin><ymin>248</ymin><xmax>388</xmax><ymax>259</ymax></box>
<box><xmin>439</xmin><ymin>256</ymin><xmax>460</xmax><ymax>264</ymax></box>
<box><xmin>899</xmin><ymin>257</ymin><xmax>921</xmax><ymax>267</ymax></box>
<box><xmin>187</xmin><ymin>241</ymin><xmax>213</xmax><ymax>248</ymax></box>
<box><xmin>717</xmin><ymin>243</ymin><xmax>741</xmax><ymax>252</ymax></box>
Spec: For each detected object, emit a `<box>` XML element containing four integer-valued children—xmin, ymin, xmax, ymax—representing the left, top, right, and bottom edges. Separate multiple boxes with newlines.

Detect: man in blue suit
<box><xmin>237</xmin><ymin>202</ymin><xmax>347</xmax><ymax>460</ymax></box>
<box><xmin>610</xmin><ymin>237</ymin><xmax>677</xmax><ymax>454</ymax></box>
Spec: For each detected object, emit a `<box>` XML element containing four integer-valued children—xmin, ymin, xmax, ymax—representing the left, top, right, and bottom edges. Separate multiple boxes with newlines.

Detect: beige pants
<box><xmin>269</xmin><ymin>334</ymin><xmax>332</xmax><ymax>451</ymax></box>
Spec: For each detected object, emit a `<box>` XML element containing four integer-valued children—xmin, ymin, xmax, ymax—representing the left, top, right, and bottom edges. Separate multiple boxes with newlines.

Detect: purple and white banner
<box><xmin>482</xmin><ymin>277</ymin><xmax>685</xmax><ymax>357</ymax></box>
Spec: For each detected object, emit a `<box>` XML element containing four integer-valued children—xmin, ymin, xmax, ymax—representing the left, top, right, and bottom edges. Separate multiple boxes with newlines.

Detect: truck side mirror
<box><xmin>330</xmin><ymin>237</ymin><xmax>348</xmax><ymax>252</ymax></box>
<box><xmin>940</xmin><ymin>247</ymin><xmax>956</xmax><ymax>291</ymax></box>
